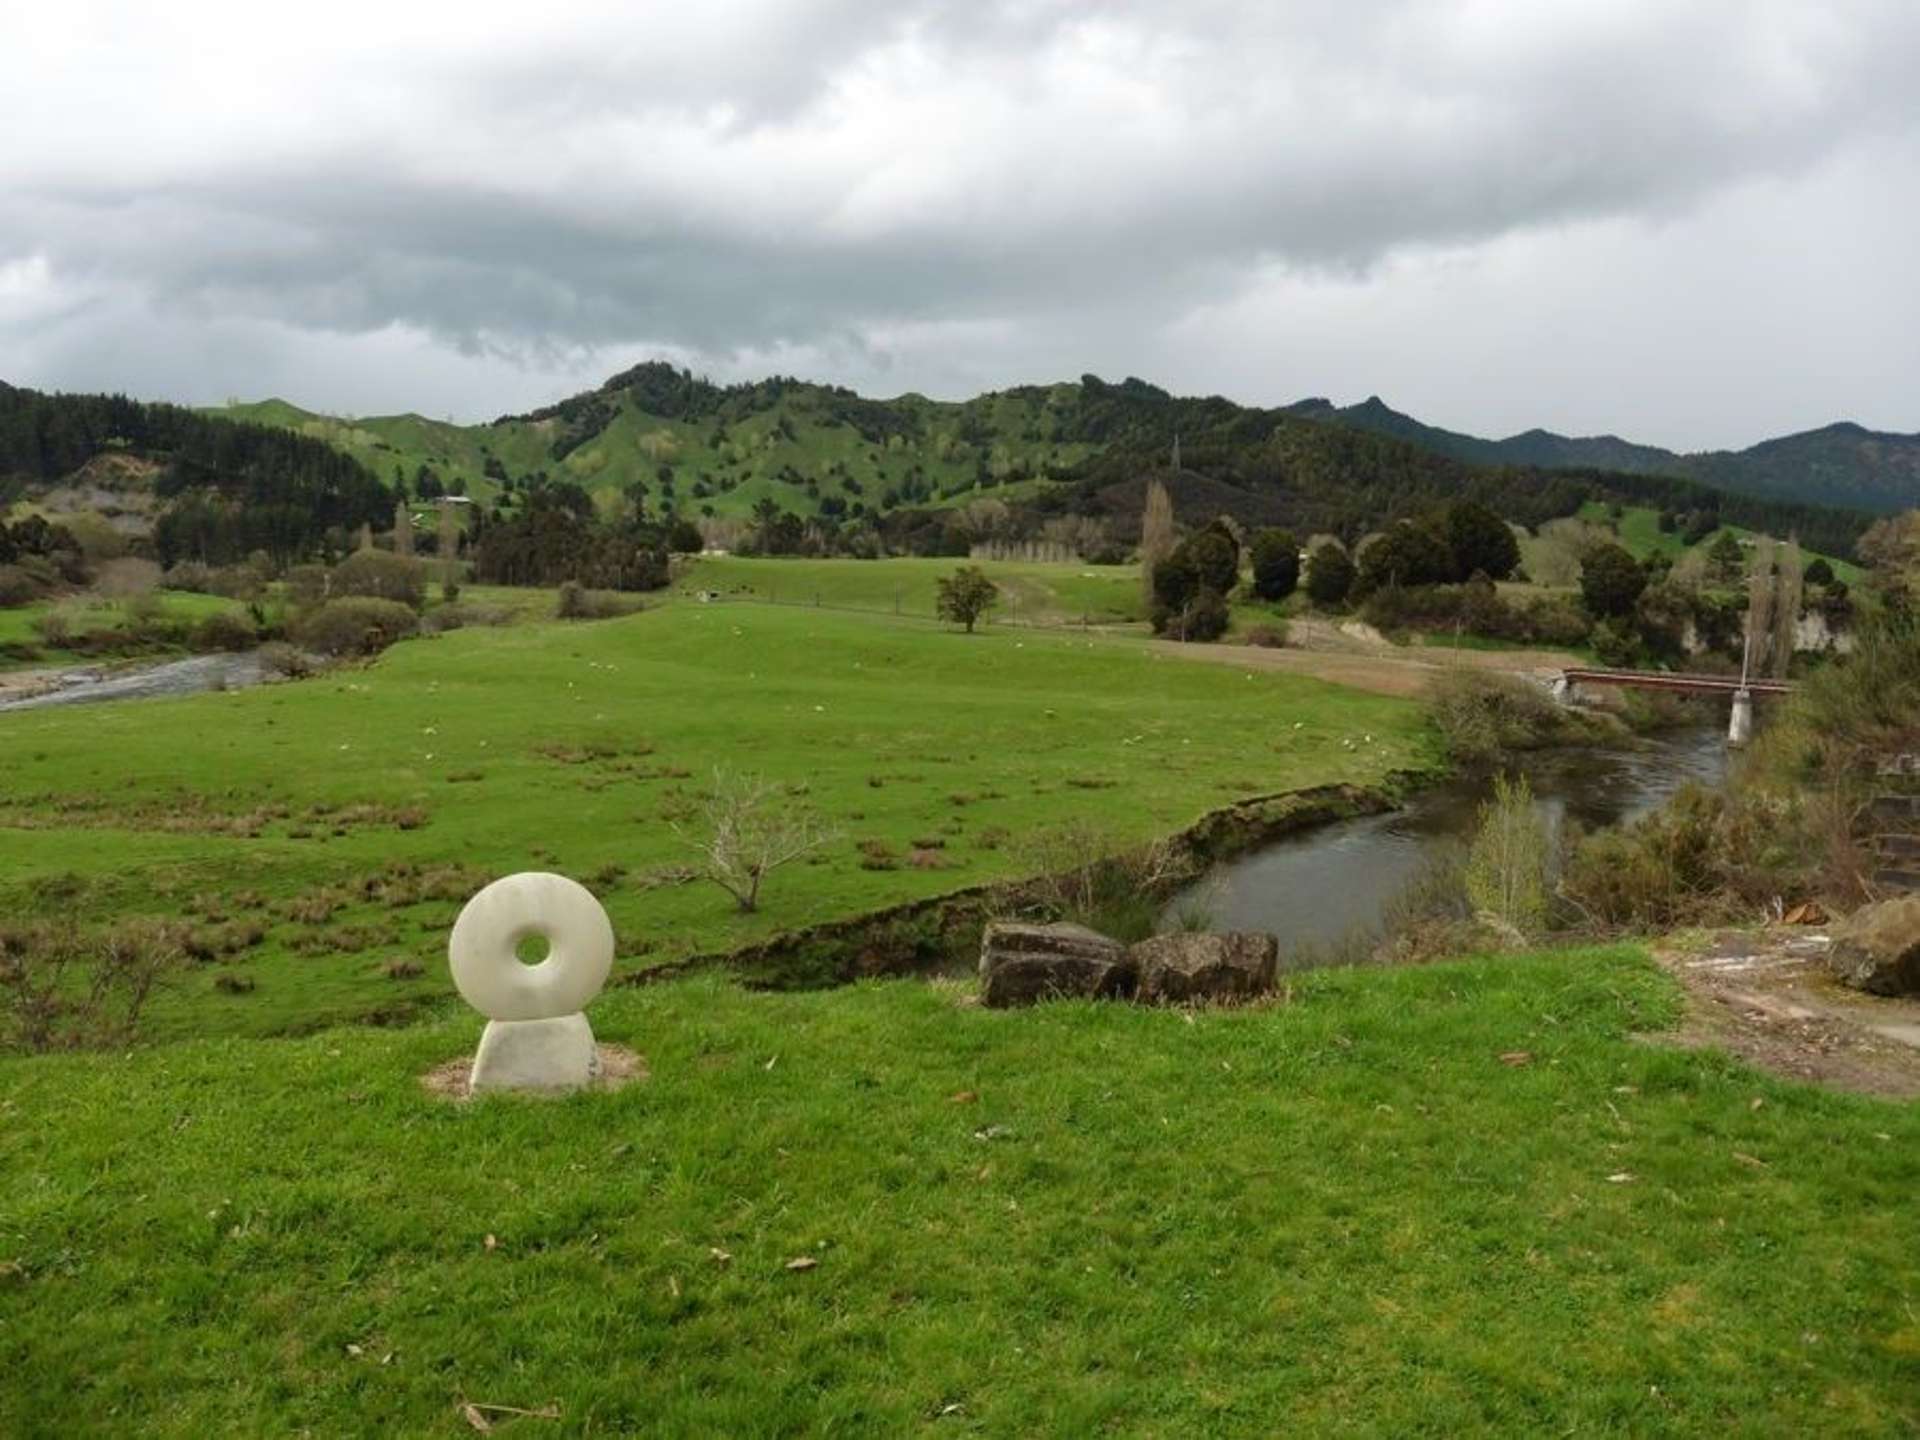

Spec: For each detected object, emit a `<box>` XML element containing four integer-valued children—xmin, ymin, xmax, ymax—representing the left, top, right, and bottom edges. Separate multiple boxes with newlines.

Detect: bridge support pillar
<box><xmin>1728</xmin><ymin>688</ymin><xmax>1754</xmax><ymax>748</ymax></box>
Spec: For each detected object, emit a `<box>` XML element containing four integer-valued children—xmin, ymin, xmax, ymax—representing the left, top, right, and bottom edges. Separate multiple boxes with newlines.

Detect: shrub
<box><xmin>1429</xmin><ymin>670</ymin><xmax>1590</xmax><ymax>764</ymax></box>
<box><xmin>257</xmin><ymin>642</ymin><xmax>312</xmax><ymax>678</ymax></box>
<box><xmin>0</xmin><ymin>918</ymin><xmax>189</xmax><ymax>1053</ymax></box>
<box><xmin>1008</xmin><ymin>820</ymin><xmax>1193</xmax><ymax>943</ymax></box>
<box><xmin>193</xmin><ymin>610</ymin><xmax>258</xmax><ymax>652</ymax></box>
<box><xmin>290</xmin><ymin>598</ymin><xmax>418</xmax><ymax>656</ymax></box>
<box><xmin>1464</xmin><ymin>774</ymin><xmax>1549</xmax><ymax>941</ymax></box>
<box><xmin>1560</xmin><ymin>785</ymin><xmax>1729</xmax><ymax>929</ymax></box>
<box><xmin>1305</xmin><ymin>542</ymin><xmax>1355</xmax><ymax>607</ymax></box>
<box><xmin>1154</xmin><ymin>586</ymin><xmax>1230</xmax><ymax>642</ymax></box>
<box><xmin>1249</xmin><ymin>529</ymin><xmax>1300</xmax><ymax>601</ymax></box>
<box><xmin>1242</xmin><ymin>622</ymin><xmax>1288</xmax><ymax>648</ymax></box>
<box><xmin>1590</xmin><ymin>617</ymin><xmax>1642</xmax><ymax>668</ymax></box>
<box><xmin>557</xmin><ymin>582</ymin><xmax>641</xmax><ymax>621</ymax></box>
<box><xmin>0</xmin><ymin>564</ymin><xmax>43</xmax><ymax>608</ymax></box>
<box><xmin>285</xmin><ymin>565</ymin><xmax>331</xmax><ymax>607</ymax></box>
<box><xmin>331</xmin><ymin>550</ymin><xmax>426</xmax><ymax>609</ymax></box>
<box><xmin>31</xmin><ymin>608</ymin><xmax>74</xmax><ymax>646</ymax></box>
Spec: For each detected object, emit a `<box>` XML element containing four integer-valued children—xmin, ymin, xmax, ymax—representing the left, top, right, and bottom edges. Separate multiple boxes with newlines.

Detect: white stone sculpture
<box><xmin>449</xmin><ymin>872</ymin><xmax>614</xmax><ymax>1095</ymax></box>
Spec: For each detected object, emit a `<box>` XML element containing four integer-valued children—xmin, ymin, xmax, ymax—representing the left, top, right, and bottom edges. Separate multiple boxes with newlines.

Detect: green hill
<box><xmin>203</xmin><ymin>365</ymin><xmax>1877</xmax><ymax>560</ymax></box>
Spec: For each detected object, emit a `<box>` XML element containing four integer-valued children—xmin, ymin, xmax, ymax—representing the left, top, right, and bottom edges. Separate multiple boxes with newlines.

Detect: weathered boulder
<box><xmin>979</xmin><ymin>922</ymin><xmax>1133</xmax><ymax>1007</ymax></box>
<box><xmin>1829</xmin><ymin>896</ymin><xmax>1920</xmax><ymax>996</ymax></box>
<box><xmin>1133</xmin><ymin>932</ymin><xmax>1279</xmax><ymax>1005</ymax></box>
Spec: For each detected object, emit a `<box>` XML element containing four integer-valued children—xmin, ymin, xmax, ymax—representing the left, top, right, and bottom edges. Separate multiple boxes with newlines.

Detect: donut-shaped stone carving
<box><xmin>449</xmin><ymin>873</ymin><xmax>614</xmax><ymax>1022</ymax></box>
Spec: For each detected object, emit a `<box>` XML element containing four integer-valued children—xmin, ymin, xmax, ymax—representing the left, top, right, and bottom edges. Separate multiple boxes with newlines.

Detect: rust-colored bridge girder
<box><xmin>1559</xmin><ymin>668</ymin><xmax>1794</xmax><ymax>697</ymax></box>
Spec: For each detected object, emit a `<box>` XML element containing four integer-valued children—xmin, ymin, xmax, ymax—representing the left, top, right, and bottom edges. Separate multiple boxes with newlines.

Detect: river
<box><xmin>0</xmin><ymin>650</ymin><xmax>278</xmax><ymax>713</ymax></box>
<box><xmin>1162</xmin><ymin>726</ymin><xmax>1729</xmax><ymax>958</ymax></box>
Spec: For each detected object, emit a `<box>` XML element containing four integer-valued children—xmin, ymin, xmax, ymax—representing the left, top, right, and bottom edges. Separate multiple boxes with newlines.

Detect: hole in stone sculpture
<box><xmin>515</xmin><ymin>932</ymin><xmax>553</xmax><ymax>966</ymax></box>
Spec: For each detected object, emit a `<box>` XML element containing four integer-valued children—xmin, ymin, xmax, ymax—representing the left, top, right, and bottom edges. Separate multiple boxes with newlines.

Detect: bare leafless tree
<box><xmin>673</xmin><ymin>770</ymin><xmax>838</xmax><ymax>913</ymax></box>
<box><xmin>1772</xmin><ymin>538</ymin><xmax>1803</xmax><ymax>678</ymax></box>
<box><xmin>1139</xmin><ymin>479</ymin><xmax>1176</xmax><ymax>609</ymax></box>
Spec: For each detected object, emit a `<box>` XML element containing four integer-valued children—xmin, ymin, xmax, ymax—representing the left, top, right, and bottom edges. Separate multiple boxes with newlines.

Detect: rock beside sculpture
<box><xmin>979</xmin><ymin>921</ymin><xmax>1135</xmax><ymax>1007</ymax></box>
<box><xmin>1829</xmin><ymin>896</ymin><xmax>1920</xmax><ymax>996</ymax></box>
<box><xmin>1132</xmin><ymin>932</ymin><xmax>1279</xmax><ymax>1004</ymax></box>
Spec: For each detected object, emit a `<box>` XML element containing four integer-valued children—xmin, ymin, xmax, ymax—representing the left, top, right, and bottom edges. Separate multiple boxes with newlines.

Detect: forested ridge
<box><xmin>0</xmin><ymin>381</ymin><xmax>390</xmax><ymax>562</ymax></box>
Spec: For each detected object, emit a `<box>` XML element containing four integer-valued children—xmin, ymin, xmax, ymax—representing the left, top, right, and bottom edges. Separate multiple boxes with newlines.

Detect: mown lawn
<box><xmin>0</xmin><ymin>604</ymin><xmax>1426</xmax><ymax>1041</ymax></box>
<box><xmin>2</xmin><ymin>949</ymin><xmax>1916</xmax><ymax>1435</ymax></box>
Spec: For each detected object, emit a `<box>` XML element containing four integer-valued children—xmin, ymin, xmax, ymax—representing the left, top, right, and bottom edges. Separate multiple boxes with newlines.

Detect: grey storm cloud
<box><xmin>3</xmin><ymin>0</ymin><xmax>1918</xmax><ymax>446</ymax></box>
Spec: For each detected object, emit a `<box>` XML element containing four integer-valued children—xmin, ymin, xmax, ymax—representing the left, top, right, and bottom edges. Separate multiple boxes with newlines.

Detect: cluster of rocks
<box><xmin>978</xmin><ymin>921</ymin><xmax>1279</xmax><ymax>1008</ymax></box>
<box><xmin>1829</xmin><ymin>894</ymin><xmax>1920</xmax><ymax>996</ymax></box>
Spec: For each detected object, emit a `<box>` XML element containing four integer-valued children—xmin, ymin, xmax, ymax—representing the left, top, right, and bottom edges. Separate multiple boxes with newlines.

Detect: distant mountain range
<box><xmin>1280</xmin><ymin>396</ymin><xmax>1920</xmax><ymax>515</ymax></box>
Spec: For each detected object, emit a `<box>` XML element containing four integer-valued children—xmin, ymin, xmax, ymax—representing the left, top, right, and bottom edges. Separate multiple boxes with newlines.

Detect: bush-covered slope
<box><xmin>206</xmin><ymin>365</ymin><xmax>1878</xmax><ymax>558</ymax></box>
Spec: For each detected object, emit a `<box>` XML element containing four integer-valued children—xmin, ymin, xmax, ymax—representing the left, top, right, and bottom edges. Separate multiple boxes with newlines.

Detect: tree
<box><xmin>1185</xmin><ymin>528</ymin><xmax>1239</xmax><ymax>596</ymax></box>
<box><xmin>1465</xmin><ymin>773</ymin><xmax>1548</xmax><ymax>942</ymax></box>
<box><xmin>674</xmin><ymin>770</ymin><xmax>837</xmax><ymax>913</ymax></box>
<box><xmin>1706</xmin><ymin>530</ymin><xmax>1745</xmax><ymax>584</ymax></box>
<box><xmin>1580</xmin><ymin>542</ymin><xmax>1645</xmax><ymax>619</ymax></box>
<box><xmin>1249</xmin><ymin>528</ymin><xmax>1300</xmax><ymax>601</ymax></box>
<box><xmin>1803</xmin><ymin>556</ymin><xmax>1836</xmax><ymax>588</ymax></box>
<box><xmin>667</xmin><ymin>518</ymin><xmax>704</xmax><ymax>553</ymax></box>
<box><xmin>1444</xmin><ymin>501</ymin><xmax>1520</xmax><ymax>581</ymax></box>
<box><xmin>1357</xmin><ymin>522</ymin><xmax>1453</xmax><ymax>593</ymax></box>
<box><xmin>393</xmin><ymin>499</ymin><xmax>414</xmax><ymax>557</ymax></box>
<box><xmin>1138</xmin><ymin>479</ymin><xmax>1176</xmax><ymax>611</ymax></box>
<box><xmin>936</xmin><ymin>565</ymin><xmax>999</xmax><ymax>633</ymax></box>
<box><xmin>1305</xmin><ymin>542</ymin><xmax>1355</xmax><ymax>607</ymax></box>
<box><xmin>1148</xmin><ymin>550</ymin><xmax>1199</xmax><ymax>631</ymax></box>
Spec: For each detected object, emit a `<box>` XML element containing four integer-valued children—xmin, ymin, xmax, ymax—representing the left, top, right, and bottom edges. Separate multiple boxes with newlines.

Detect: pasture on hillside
<box><xmin>0</xmin><ymin>604</ymin><xmax>1427</xmax><ymax>1041</ymax></box>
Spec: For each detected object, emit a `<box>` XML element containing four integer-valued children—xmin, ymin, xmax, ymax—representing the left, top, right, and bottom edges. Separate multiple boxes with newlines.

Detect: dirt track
<box><xmin>1149</xmin><ymin>628</ymin><xmax>1584</xmax><ymax>700</ymax></box>
<box><xmin>1651</xmin><ymin>929</ymin><xmax>1920</xmax><ymax>1098</ymax></box>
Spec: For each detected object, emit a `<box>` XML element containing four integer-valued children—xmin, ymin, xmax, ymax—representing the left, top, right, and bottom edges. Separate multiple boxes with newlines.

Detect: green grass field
<box><xmin>0</xmin><ymin>604</ymin><xmax>1426</xmax><ymax>1041</ymax></box>
<box><xmin>0</xmin><ymin>591</ymin><xmax>250</xmax><ymax>667</ymax></box>
<box><xmin>1574</xmin><ymin>504</ymin><xmax>1864</xmax><ymax>584</ymax></box>
<box><xmin>675</xmin><ymin>555</ymin><xmax>1144</xmax><ymax>625</ymax></box>
<box><xmin>4</xmin><ymin>949</ymin><xmax>1916</xmax><ymax>1434</ymax></box>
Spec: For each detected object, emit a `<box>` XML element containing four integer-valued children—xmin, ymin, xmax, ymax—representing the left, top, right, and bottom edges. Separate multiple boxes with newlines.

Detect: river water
<box><xmin>1162</xmin><ymin>726</ymin><xmax>1730</xmax><ymax>958</ymax></box>
<box><xmin>0</xmin><ymin>650</ymin><xmax>277</xmax><ymax>713</ymax></box>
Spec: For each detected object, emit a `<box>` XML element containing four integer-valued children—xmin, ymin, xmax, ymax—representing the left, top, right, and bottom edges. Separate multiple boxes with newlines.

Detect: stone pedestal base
<box><xmin>469</xmin><ymin>1012</ymin><xmax>599</xmax><ymax>1095</ymax></box>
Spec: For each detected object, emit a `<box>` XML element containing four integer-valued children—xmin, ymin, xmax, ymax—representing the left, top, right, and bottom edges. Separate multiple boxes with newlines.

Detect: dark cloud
<box><xmin>3</xmin><ymin>1</ymin><xmax>1916</xmax><ymax>446</ymax></box>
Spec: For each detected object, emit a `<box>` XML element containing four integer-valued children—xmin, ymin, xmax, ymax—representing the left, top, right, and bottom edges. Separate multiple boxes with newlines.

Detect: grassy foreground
<box><xmin>0</xmin><ymin>604</ymin><xmax>1425</xmax><ymax>1040</ymax></box>
<box><xmin>3</xmin><ymin>950</ymin><xmax>1917</xmax><ymax>1434</ymax></box>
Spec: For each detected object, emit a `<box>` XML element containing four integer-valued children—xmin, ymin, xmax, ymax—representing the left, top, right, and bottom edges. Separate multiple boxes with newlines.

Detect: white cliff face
<box><xmin>1795</xmin><ymin>608</ymin><xmax>1854</xmax><ymax>655</ymax></box>
<box><xmin>449</xmin><ymin>873</ymin><xmax>615</xmax><ymax>1094</ymax></box>
<box><xmin>1678</xmin><ymin>609</ymin><xmax>1853</xmax><ymax>658</ymax></box>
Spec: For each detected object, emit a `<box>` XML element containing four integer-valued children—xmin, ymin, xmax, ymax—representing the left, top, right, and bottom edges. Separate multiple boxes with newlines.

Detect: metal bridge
<box><xmin>1557</xmin><ymin>668</ymin><xmax>1795</xmax><ymax>698</ymax></box>
<box><xmin>1553</xmin><ymin>667</ymin><xmax>1795</xmax><ymax>746</ymax></box>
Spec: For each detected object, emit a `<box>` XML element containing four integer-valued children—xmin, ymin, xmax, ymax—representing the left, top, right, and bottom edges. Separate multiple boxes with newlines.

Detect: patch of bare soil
<box><xmin>420</xmin><ymin>1044</ymin><xmax>648</xmax><ymax>1102</ymax></box>
<box><xmin>1150</xmin><ymin>634</ymin><xmax>1582</xmax><ymax>700</ymax></box>
<box><xmin>1648</xmin><ymin>929</ymin><xmax>1920</xmax><ymax>1098</ymax></box>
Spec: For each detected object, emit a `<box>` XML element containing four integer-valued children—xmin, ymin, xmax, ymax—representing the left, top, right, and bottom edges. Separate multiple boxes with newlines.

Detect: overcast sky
<box><xmin>4</xmin><ymin>1</ymin><xmax>1916</xmax><ymax>451</ymax></box>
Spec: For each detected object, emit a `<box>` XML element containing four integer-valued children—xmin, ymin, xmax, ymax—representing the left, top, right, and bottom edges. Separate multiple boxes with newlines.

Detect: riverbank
<box><xmin>0</xmin><ymin>603</ymin><xmax>1431</xmax><ymax>1041</ymax></box>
